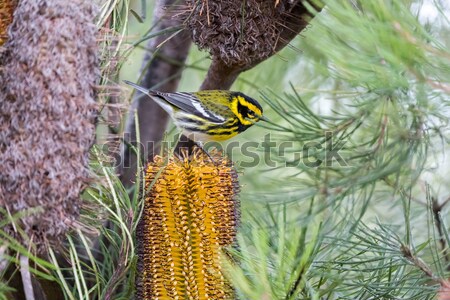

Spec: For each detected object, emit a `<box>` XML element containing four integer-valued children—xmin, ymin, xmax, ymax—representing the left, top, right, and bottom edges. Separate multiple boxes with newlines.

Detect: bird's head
<box><xmin>230</xmin><ymin>93</ymin><xmax>267</xmax><ymax>129</ymax></box>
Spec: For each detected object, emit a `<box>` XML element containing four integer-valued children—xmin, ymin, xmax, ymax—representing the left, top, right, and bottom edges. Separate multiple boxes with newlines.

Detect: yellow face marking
<box><xmin>239</xmin><ymin>96</ymin><xmax>262</xmax><ymax>117</ymax></box>
<box><xmin>231</xmin><ymin>96</ymin><xmax>262</xmax><ymax>126</ymax></box>
<box><xmin>230</xmin><ymin>97</ymin><xmax>245</xmax><ymax>125</ymax></box>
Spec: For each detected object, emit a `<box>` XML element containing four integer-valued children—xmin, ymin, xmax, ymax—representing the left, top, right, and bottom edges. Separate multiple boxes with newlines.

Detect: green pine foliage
<box><xmin>226</xmin><ymin>0</ymin><xmax>450</xmax><ymax>299</ymax></box>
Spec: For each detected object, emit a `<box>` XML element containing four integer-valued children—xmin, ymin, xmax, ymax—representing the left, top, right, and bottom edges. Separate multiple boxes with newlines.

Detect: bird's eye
<box><xmin>247</xmin><ymin>111</ymin><xmax>256</xmax><ymax>118</ymax></box>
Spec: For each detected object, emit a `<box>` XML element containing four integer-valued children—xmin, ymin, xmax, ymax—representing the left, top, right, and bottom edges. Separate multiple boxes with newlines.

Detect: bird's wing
<box><xmin>157</xmin><ymin>92</ymin><xmax>227</xmax><ymax>124</ymax></box>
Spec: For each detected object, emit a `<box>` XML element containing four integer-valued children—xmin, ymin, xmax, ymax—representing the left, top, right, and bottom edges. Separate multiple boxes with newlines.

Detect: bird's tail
<box><xmin>124</xmin><ymin>80</ymin><xmax>174</xmax><ymax>115</ymax></box>
<box><xmin>123</xmin><ymin>80</ymin><xmax>153</xmax><ymax>95</ymax></box>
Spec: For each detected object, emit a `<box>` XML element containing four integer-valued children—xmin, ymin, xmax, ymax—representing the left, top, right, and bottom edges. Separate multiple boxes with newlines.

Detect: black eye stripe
<box><xmin>237</xmin><ymin>103</ymin><xmax>260</xmax><ymax>120</ymax></box>
<box><xmin>237</xmin><ymin>102</ymin><xmax>249</xmax><ymax>117</ymax></box>
<box><xmin>232</xmin><ymin>93</ymin><xmax>262</xmax><ymax>119</ymax></box>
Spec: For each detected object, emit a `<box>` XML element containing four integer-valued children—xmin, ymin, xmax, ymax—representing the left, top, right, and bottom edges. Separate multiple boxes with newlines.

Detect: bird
<box><xmin>124</xmin><ymin>80</ymin><xmax>267</xmax><ymax>143</ymax></box>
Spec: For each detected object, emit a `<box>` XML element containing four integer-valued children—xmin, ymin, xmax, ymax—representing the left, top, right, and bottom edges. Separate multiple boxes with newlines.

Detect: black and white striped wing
<box><xmin>159</xmin><ymin>92</ymin><xmax>226</xmax><ymax>124</ymax></box>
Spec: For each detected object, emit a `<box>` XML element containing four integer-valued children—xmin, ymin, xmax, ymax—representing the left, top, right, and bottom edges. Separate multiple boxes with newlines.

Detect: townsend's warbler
<box><xmin>124</xmin><ymin>80</ymin><xmax>267</xmax><ymax>142</ymax></box>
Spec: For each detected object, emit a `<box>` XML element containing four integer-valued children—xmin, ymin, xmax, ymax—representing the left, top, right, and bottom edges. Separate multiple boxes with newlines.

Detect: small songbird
<box><xmin>124</xmin><ymin>80</ymin><xmax>267</xmax><ymax>142</ymax></box>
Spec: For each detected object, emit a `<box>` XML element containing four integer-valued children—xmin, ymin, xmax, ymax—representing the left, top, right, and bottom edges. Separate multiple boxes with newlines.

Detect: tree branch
<box><xmin>118</xmin><ymin>0</ymin><xmax>192</xmax><ymax>186</ymax></box>
<box><xmin>200</xmin><ymin>0</ymin><xmax>322</xmax><ymax>90</ymax></box>
<box><xmin>432</xmin><ymin>196</ymin><xmax>450</xmax><ymax>268</ymax></box>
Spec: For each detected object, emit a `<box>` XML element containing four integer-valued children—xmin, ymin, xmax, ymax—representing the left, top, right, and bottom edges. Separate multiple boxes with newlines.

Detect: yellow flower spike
<box><xmin>137</xmin><ymin>150</ymin><xmax>239</xmax><ymax>300</ymax></box>
<box><xmin>0</xmin><ymin>0</ymin><xmax>17</xmax><ymax>45</ymax></box>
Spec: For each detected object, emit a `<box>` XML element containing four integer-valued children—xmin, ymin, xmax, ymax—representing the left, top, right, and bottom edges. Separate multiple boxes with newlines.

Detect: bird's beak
<box><xmin>123</xmin><ymin>80</ymin><xmax>150</xmax><ymax>95</ymax></box>
<box><xmin>259</xmin><ymin>115</ymin><xmax>270</xmax><ymax>122</ymax></box>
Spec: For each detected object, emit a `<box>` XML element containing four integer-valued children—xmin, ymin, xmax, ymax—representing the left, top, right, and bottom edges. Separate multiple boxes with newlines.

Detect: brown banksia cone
<box><xmin>184</xmin><ymin>0</ymin><xmax>320</xmax><ymax>68</ymax></box>
<box><xmin>0</xmin><ymin>0</ymin><xmax>16</xmax><ymax>46</ymax></box>
<box><xmin>137</xmin><ymin>150</ymin><xmax>240</xmax><ymax>299</ymax></box>
<box><xmin>0</xmin><ymin>0</ymin><xmax>98</xmax><ymax>253</ymax></box>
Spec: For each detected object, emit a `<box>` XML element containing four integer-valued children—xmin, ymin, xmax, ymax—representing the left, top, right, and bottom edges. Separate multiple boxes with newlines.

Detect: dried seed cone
<box><xmin>0</xmin><ymin>0</ymin><xmax>16</xmax><ymax>45</ymax></box>
<box><xmin>185</xmin><ymin>0</ymin><xmax>311</xmax><ymax>67</ymax></box>
<box><xmin>137</xmin><ymin>152</ymin><xmax>240</xmax><ymax>300</ymax></box>
<box><xmin>0</xmin><ymin>0</ymin><xmax>98</xmax><ymax>252</ymax></box>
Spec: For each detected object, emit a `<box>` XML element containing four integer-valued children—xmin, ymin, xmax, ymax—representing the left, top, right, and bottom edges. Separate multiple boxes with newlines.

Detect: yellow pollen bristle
<box><xmin>0</xmin><ymin>0</ymin><xmax>17</xmax><ymax>45</ymax></box>
<box><xmin>137</xmin><ymin>150</ymin><xmax>239</xmax><ymax>300</ymax></box>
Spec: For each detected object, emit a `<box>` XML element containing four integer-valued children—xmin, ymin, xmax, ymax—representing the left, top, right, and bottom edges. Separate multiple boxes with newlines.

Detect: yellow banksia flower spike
<box><xmin>0</xmin><ymin>0</ymin><xmax>17</xmax><ymax>45</ymax></box>
<box><xmin>137</xmin><ymin>151</ymin><xmax>239</xmax><ymax>300</ymax></box>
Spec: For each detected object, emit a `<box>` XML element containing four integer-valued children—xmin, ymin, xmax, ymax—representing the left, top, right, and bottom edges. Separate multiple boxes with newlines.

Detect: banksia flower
<box><xmin>0</xmin><ymin>0</ymin><xmax>98</xmax><ymax>252</ymax></box>
<box><xmin>0</xmin><ymin>0</ymin><xmax>16</xmax><ymax>45</ymax></box>
<box><xmin>184</xmin><ymin>0</ymin><xmax>319</xmax><ymax>68</ymax></box>
<box><xmin>137</xmin><ymin>151</ymin><xmax>240</xmax><ymax>299</ymax></box>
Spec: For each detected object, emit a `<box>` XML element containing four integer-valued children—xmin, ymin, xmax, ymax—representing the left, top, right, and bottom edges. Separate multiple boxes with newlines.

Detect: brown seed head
<box><xmin>184</xmin><ymin>0</ymin><xmax>308</xmax><ymax>67</ymax></box>
<box><xmin>0</xmin><ymin>0</ymin><xmax>98</xmax><ymax>253</ymax></box>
